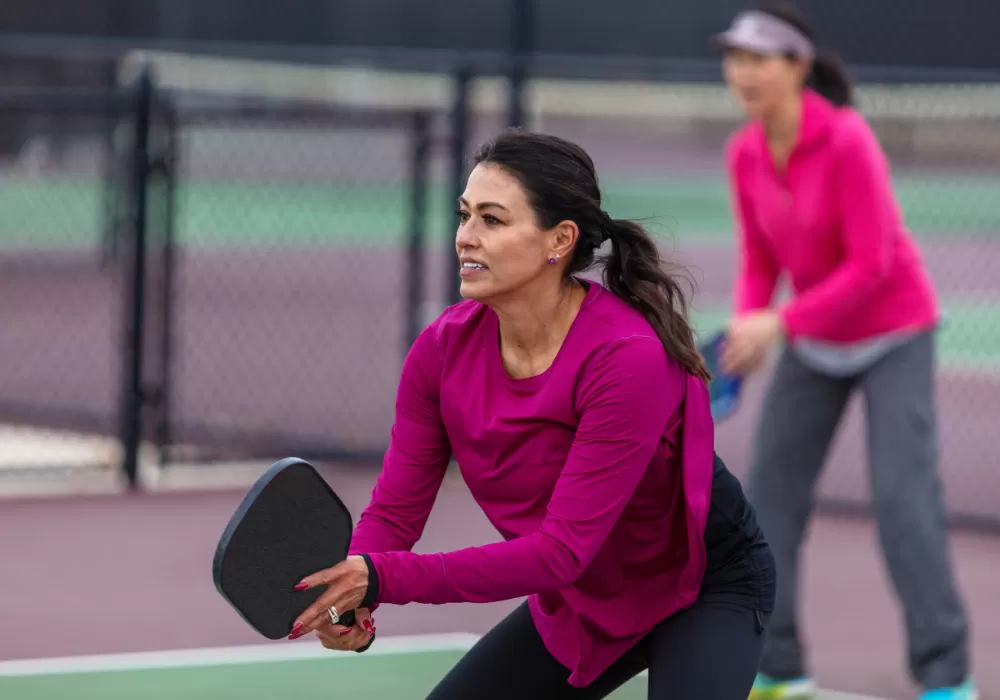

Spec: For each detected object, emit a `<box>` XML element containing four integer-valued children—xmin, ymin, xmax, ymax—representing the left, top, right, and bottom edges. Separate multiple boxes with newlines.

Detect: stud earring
<box><xmin>548</xmin><ymin>254</ymin><xmax>560</xmax><ymax>264</ymax></box>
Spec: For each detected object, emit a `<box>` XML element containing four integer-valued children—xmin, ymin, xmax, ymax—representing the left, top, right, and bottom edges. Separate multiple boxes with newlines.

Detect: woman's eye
<box><xmin>483</xmin><ymin>215</ymin><xmax>501</xmax><ymax>225</ymax></box>
<box><xmin>456</xmin><ymin>209</ymin><xmax>470</xmax><ymax>222</ymax></box>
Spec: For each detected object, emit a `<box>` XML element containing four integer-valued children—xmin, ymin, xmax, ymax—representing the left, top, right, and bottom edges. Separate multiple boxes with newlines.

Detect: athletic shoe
<box><xmin>748</xmin><ymin>673</ymin><xmax>816</xmax><ymax>699</ymax></box>
<box><xmin>919</xmin><ymin>678</ymin><xmax>979</xmax><ymax>700</ymax></box>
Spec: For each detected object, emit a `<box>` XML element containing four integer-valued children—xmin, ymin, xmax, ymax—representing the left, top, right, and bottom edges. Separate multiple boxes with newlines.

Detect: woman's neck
<box><xmin>763</xmin><ymin>92</ymin><xmax>803</xmax><ymax>166</ymax></box>
<box><xmin>493</xmin><ymin>279</ymin><xmax>586</xmax><ymax>373</ymax></box>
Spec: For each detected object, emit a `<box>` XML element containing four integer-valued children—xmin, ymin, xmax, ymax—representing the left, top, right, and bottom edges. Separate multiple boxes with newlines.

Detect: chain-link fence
<box><xmin>153</xmin><ymin>96</ymin><xmax>435</xmax><ymax>467</ymax></box>
<box><xmin>0</xmin><ymin>81</ymin><xmax>141</xmax><ymax>478</ymax></box>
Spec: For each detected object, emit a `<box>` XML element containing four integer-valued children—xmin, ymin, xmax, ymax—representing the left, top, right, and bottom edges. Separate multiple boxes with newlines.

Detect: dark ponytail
<box><xmin>807</xmin><ymin>51</ymin><xmax>853</xmax><ymax>107</ymax></box>
<box><xmin>759</xmin><ymin>2</ymin><xmax>854</xmax><ymax>107</ymax></box>
<box><xmin>473</xmin><ymin>131</ymin><xmax>711</xmax><ymax>383</ymax></box>
<box><xmin>602</xmin><ymin>219</ymin><xmax>710</xmax><ymax>382</ymax></box>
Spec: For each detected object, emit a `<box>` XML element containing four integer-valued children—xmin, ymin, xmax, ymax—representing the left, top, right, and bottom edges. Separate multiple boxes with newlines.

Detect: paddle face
<box><xmin>213</xmin><ymin>458</ymin><xmax>356</xmax><ymax>639</ymax></box>
<box><xmin>700</xmin><ymin>332</ymin><xmax>744</xmax><ymax>423</ymax></box>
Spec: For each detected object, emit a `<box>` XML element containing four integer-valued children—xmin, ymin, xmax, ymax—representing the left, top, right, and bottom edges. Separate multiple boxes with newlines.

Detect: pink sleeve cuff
<box><xmin>778</xmin><ymin>304</ymin><xmax>799</xmax><ymax>341</ymax></box>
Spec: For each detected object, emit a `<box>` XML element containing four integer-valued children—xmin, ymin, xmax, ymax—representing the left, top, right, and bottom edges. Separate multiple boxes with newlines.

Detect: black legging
<box><xmin>426</xmin><ymin>456</ymin><xmax>774</xmax><ymax>699</ymax></box>
<box><xmin>427</xmin><ymin>598</ymin><xmax>767</xmax><ymax>699</ymax></box>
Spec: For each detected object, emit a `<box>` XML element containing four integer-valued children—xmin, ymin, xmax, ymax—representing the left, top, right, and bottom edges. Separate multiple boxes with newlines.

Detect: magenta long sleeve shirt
<box><xmin>727</xmin><ymin>89</ymin><xmax>939</xmax><ymax>342</ymax></box>
<box><xmin>348</xmin><ymin>282</ymin><xmax>715</xmax><ymax>687</ymax></box>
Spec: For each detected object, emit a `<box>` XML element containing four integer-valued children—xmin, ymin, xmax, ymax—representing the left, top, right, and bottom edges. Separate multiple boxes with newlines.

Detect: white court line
<box><xmin>0</xmin><ymin>633</ymin><xmax>479</xmax><ymax>677</ymax></box>
<box><xmin>0</xmin><ymin>634</ymin><xmax>891</xmax><ymax>700</ymax></box>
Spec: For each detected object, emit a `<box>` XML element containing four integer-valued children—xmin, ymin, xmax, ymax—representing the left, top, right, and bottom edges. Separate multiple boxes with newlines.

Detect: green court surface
<box><xmin>4</xmin><ymin>173</ymin><xmax>1000</xmax><ymax>249</ymax></box>
<box><xmin>0</xmin><ymin>635</ymin><xmax>885</xmax><ymax>700</ymax></box>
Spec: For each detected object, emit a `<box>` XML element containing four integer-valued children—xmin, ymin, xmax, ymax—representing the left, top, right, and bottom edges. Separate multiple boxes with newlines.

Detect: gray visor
<box><xmin>711</xmin><ymin>10</ymin><xmax>814</xmax><ymax>59</ymax></box>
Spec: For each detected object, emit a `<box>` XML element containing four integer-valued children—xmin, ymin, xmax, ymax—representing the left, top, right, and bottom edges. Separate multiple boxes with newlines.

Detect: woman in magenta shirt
<box><xmin>714</xmin><ymin>4</ymin><xmax>974</xmax><ymax>699</ymax></box>
<box><xmin>285</xmin><ymin>131</ymin><xmax>776</xmax><ymax>698</ymax></box>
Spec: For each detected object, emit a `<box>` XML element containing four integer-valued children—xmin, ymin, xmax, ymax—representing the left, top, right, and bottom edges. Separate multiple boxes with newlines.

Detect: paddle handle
<box><xmin>336</xmin><ymin>610</ymin><xmax>374</xmax><ymax>653</ymax></box>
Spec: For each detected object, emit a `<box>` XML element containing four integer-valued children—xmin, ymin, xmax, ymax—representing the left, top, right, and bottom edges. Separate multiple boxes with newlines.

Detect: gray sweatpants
<box><xmin>747</xmin><ymin>331</ymin><xmax>969</xmax><ymax>689</ymax></box>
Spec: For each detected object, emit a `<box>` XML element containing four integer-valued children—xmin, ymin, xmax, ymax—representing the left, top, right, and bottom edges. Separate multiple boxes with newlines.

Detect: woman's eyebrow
<box><xmin>458</xmin><ymin>197</ymin><xmax>510</xmax><ymax>212</ymax></box>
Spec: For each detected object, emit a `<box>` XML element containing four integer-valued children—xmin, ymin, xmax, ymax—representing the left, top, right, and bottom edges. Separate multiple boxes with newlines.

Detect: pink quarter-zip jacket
<box><xmin>349</xmin><ymin>282</ymin><xmax>715</xmax><ymax>687</ymax></box>
<box><xmin>727</xmin><ymin>89</ymin><xmax>939</xmax><ymax>342</ymax></box>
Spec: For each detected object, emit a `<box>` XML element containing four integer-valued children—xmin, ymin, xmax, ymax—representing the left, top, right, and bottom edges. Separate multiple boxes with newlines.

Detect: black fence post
<box><xmin>153</xmin><ymin>100</ymin><xmax>179</xmax><ymax>469</ymax></box>
<box><xmin>448</xmin><ymin>64</ymin><xmax>472</xmax><ymax>306</ymax></box>
<box><xmin>119</xmin><ymin>66</ymin><xmax>154</xmax><ymax>489</ymax></box>
<box><xmin>406</xmin><ymin>111</ymin><xmax>431</xmax><ymax>353</ymax></box>
<box><xmin>508</xmin><ymin>0</ymin><xmax>534</xmax><ymax>129</ymax></box>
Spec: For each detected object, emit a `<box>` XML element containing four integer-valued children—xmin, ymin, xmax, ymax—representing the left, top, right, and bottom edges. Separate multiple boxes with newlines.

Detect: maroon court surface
<box><xmin>0</xmin><ymin>464</ymin><xmax>997</xmax><ymax>700</ymax></box>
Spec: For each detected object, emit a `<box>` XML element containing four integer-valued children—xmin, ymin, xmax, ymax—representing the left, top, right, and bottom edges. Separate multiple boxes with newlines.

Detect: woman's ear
<box><xmin>550</xmin><ymin>220</ymin><xmax>579</xmax><ymax>260</ymax></box>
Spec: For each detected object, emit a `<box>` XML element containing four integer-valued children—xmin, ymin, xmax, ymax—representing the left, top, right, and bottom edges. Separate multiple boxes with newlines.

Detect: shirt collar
<box><xmin>748</xmin><ymin>88</ymin><xmax>836</xmax><ymax>157</ymax></box>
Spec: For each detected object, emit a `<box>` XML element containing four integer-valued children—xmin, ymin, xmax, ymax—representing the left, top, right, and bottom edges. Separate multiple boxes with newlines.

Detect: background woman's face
<box><xmin>723</xmin><ymin>48</ymin><xmax>805</xmax><ymax>120</ymax></box>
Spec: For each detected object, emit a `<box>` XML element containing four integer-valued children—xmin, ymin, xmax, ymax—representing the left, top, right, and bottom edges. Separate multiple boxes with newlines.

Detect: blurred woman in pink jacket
<box><xmin>713</xmin><ymin>4</ymin><xmax>975</xmax><ymax>699</ymax></box>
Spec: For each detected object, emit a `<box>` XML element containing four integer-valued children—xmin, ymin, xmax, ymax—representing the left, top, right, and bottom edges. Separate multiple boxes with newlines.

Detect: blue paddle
<box><xmin>699</xmin><ymin>331</ymin><xmax>744</xmax><ymax>423</ymax></box>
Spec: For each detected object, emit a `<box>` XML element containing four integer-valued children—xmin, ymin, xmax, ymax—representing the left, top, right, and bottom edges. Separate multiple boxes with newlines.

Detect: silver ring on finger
<box><xmin>327</xmin><ymin>606</ymin><xmax>340</xmax><ymax>625</ymax></box>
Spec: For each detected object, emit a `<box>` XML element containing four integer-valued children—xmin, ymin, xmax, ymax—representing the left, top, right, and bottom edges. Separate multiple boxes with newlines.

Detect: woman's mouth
<box><xmin>460</xmin><ymin>261</ymin><xmax>488</xmax><ymax>276</ymax></box>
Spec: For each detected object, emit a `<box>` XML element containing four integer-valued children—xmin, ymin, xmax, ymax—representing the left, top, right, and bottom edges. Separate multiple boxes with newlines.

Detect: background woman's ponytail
<box><xmin>603</xmin><ymin>219</ymin><xmax>711</xmax><ymax>382</ymax></box>
<box><xmin>807</xmin><ymin>51</ymin><xmax>853</xmax><ymax>107</ymax></box>
<box><xmin>760</xmin><ymin>2</ymin><xmax>854</xmax><ymax>107</ymax></box>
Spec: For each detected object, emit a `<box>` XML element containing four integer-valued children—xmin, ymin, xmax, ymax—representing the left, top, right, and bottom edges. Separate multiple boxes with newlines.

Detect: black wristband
<box><xmin>354</xmin><ymin>633</ymin><xmax>375</xmax><ymax>654</ymax></box>
<box><xmin>359</xmin><ymin>553</ymin><xmax>379</xmax><ymax>610</ymax></box>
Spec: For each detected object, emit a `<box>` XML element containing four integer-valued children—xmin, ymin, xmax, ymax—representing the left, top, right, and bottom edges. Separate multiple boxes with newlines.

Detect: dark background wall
<box><xmin>1</xmin><ymin>0</ymin><xmax>998</xmax><ymax>78</ymax></box>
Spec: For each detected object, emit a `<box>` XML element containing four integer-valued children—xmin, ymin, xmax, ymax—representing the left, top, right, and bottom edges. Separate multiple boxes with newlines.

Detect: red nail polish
<box><xmin>288</xmin><ymin>632</ymin><xmax>301</xmax><ymax>640</ymax></box>
<box><xmin>293</xmin><ymin>582</ymin><xmax>308</xmax><ymax>591</ymax></box>
<box><xmin>291</xmin><ymin>622</ymin><xmax>303</xmax><ymax>633</ymax></box>
<box><xmin>340</xmin><ymin>628</ymin><xmax>352</xmax><ymax>636</ymax></box>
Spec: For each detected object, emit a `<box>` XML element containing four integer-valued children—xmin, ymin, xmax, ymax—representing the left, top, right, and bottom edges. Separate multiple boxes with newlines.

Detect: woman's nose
<box><xmin>455</xmin><ymin>220</ymin><xmax>478</xmax><ymax>249</ymax></box>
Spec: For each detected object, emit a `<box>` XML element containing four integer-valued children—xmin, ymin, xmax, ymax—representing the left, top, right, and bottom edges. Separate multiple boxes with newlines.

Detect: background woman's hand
<box><xmin>314</xmin><ymin>607</ymin><xmax>375</xmax><ymax>652</ymax></box>
<box><xmin>722</xmin><ymin>310</ymin><xmax>783</xmax><ymax>375</ymax></box>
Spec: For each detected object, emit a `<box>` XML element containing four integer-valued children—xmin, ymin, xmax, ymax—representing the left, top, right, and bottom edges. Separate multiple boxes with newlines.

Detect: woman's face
<box><xmin>723</xmin><ymin>48</ymin><xmax>806</xmax><ymax>120</ymax></box>
<box><xmin>455</xmin><ymin>163</ymin><xmax>576</xmax><ymax>304</ymax></box>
